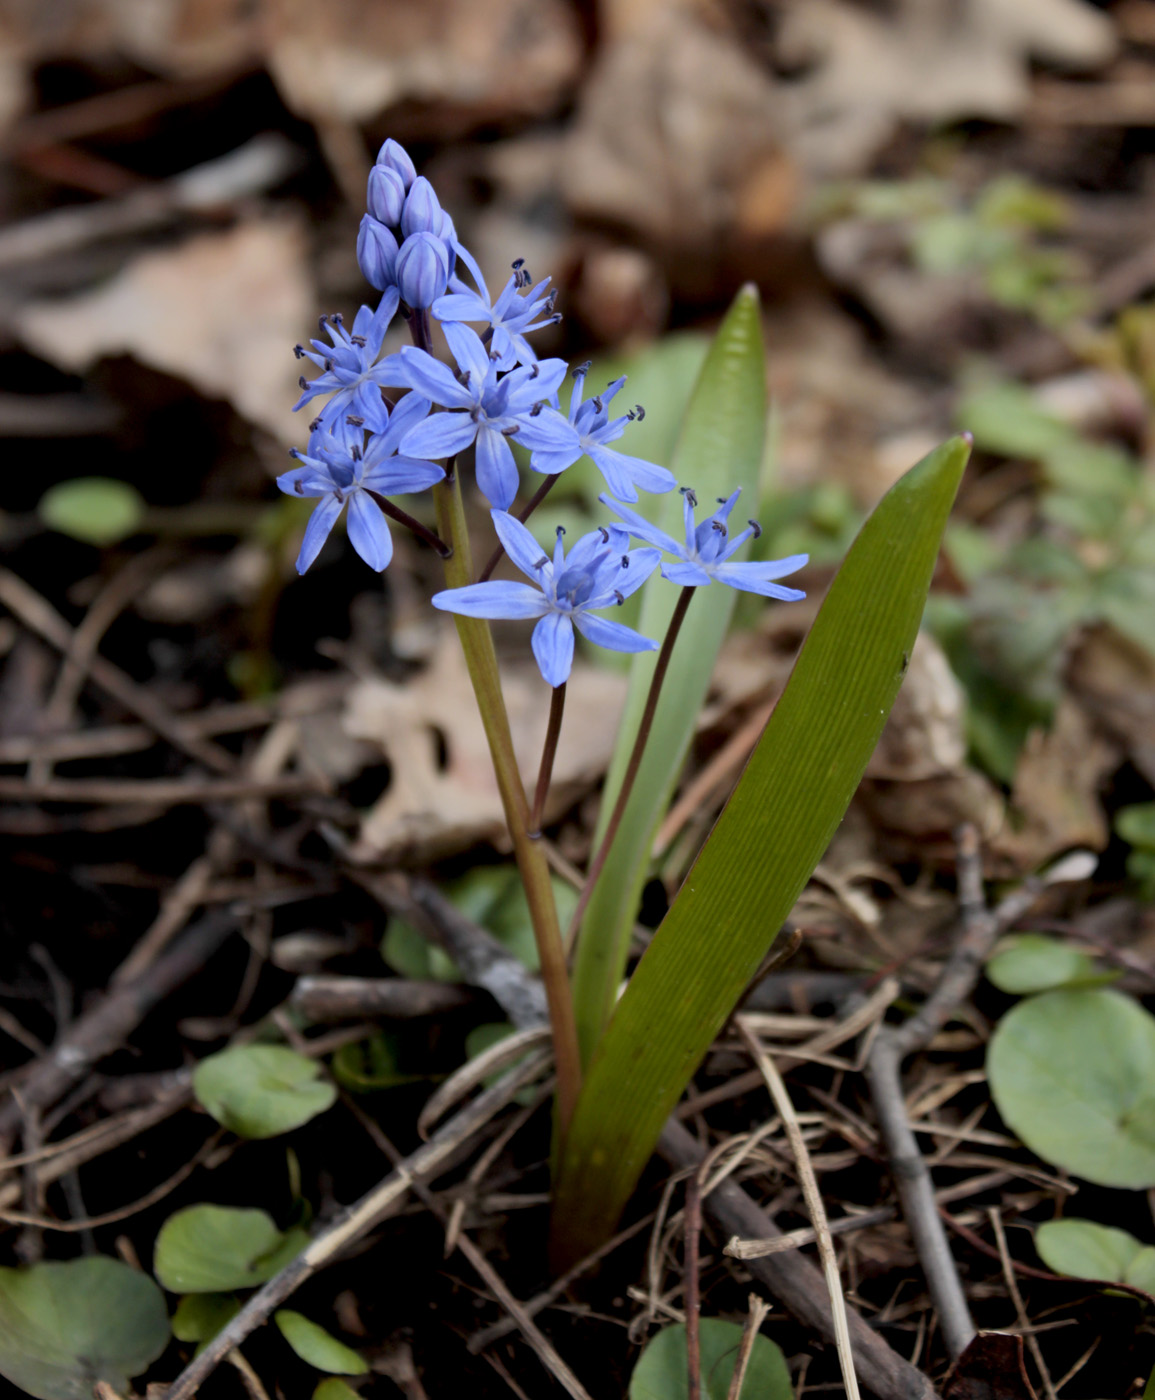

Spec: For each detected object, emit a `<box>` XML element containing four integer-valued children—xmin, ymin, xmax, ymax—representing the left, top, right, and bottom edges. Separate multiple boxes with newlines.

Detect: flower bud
<box><xmin>396</xmin><ymin>230</ymin><xmax>449</xmax><ymax>308</ymax></box>
<box><xmin>375</xmin><ymin>138</ymin><xmax>416</xmax><ymax>190</ymax></box>
<box><xmin>401</xmin><ymin>176</ymin><xmax>442</xmax><ymax>237</ymax></box>
<box><xmin>357</xmin><ymin>215</ymin><xmax>399</xmax><ymax>290</ymax></box>
<box><xmin>367</xmin><ymin>165</ymin><xmax>405</xmax><ymax>226</ymax></box>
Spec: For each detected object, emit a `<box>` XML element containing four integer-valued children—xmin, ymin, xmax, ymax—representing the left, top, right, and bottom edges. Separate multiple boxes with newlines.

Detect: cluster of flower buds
<box><xmin>284</xmin><ymin>138</ymin><xmax>809</xmax><ymax>685</ymax></box>
<box><xmin>357</xmin><ymin>139</ymin><xmax>459</xmax><ymax>308</ymax></box>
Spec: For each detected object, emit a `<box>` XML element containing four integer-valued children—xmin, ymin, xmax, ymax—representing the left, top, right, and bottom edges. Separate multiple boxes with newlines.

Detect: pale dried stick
<box><xmin>989</xmin><ymin>1208</ymin><xmax>1057</xmax><ymax>1400</ymax></box>
<box><xmin>736</xmin><ymin>1018</ymin><xmax>861</xmax><ymax>1400</ymax></box>
<box><xmin>158</xmin><ymin>1051</ymin><xmax>549</xmax><ymax>1400</ymax></box>
<box><xmin>726</xmin><ymin>1295</ymin><xmax>771</xmax><ymax>1400</ymax></box>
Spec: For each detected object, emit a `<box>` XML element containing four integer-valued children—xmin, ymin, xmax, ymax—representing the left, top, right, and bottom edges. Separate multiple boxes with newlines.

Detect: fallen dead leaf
<box><xmin>1068</xmin><ymin>625</ymin><xmax>1155</xmax><ymax>786</ymax></box>
<box><xmin>867</xmin><ymin>632</ymin><xmax>967</xmax><ymax>782</ymax></box>
<box><xmin>15</xmin><ymin>218</ymin><xmax>313</xmax><ymax>445</ymax></box>
<box><xmin>343</xmin><ymin>628</ymin><xmax>628</xmax><ymax>863</ymax></box>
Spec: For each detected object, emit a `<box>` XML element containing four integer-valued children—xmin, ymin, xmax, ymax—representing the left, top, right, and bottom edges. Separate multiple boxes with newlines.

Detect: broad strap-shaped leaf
<box><xmin>570</xmin><ymin>284</ymin><xmax>768</xmax><ymax>1065</ymax></box>
<box><xmin>552</xmin><ymin>436</ymin><xmax>970</xmax><ymax>1264</ymax></box>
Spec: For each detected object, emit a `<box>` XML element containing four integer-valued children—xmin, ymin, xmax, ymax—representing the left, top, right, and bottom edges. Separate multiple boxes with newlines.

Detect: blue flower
<box><xmin>278</xmin><ymin>395</ymin><xmax>443</xmax><ymax>574</ymax></box>
<box><xmin>433</xmin><ymin>252</ymin><xmax>560</xmax><ymax>370</ymax></box>
<box><xmin>293</xmin><ymin>289</ymin><xmax>407</xmax><ymax>428</ymax></box>
<box><xmin>432</xmin><ymin>512</ymin><xmax>661</xmax><ymax>687</ymax></box>
<box><xmin>515</xmin><ymin>362</ymin><xmax>676</xmax><ymax>504</ymax></box>
<box><xmin>375</xmin><ymin>139</ymin><xmax>416</xmax><ymax>190</ymax></box>
<box><xmin>357</xmin><ymin>216</ymin><xmax>400</xmax><ymax>291</ymax></box>
<box><xmin>601</xmin><ymin>487</ymin><xmax>809</xmax><ymax>599</ymax></box>
<box><xmin>397</xmin><ymin>324</ymin><xmax>567</xmax><ymax>510</ymax></box>
<box><xmin>396</xmin><ymin>231</ymin><xmax>450</xmax><ymax>309</ymax></box>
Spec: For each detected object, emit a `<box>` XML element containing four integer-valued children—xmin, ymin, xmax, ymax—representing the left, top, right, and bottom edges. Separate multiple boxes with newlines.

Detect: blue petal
<box><xmin>397</xmin><ymin>346</ymin><xmax>473</xmax><ymax>408</ymax></box>
<box><xmin>296</xmin><ymin>494</ymin><xmax>344</xmax><ymax>574</ymax></box>
<box><xmin>662</xmin><ymin>561</ymin><xmax>713</xmax><ymax>587</ymax></box>
<box><xmin>377</xmin><ymin>391</ymin><xmax>431</xmax><ymax>455</ymax></box>
<box><xmin>609</xmin><ymin>546</ymin><xmax>661</xmax><ymax>600</ymax></box>
<box><xmin>432</xmin><ymin>581</ymin><xmax>547</xmax><ymax>620</ymax></box>
<box><xmin>721</xmin><ymin>552</ymin><xmax>809</xmax><ymax>580</ymax></box>
<box><xmin>361</xmin><ymin>454</ymin><xmax>445</xmax><ymax>495</ymax></box>
<box><xmin>277</xmin><ymin>465</ymin><xmax>334</xmax><ymax>498</ymax></box>
<box><xmin>589</xmin><ymin>445</ymin><xmax>676</xmax><ymax>498</ymax></box>
<box><xmin>598</xmin><ymin>494</ymin><xmax>682</xmax><ymax>555</ymax></box>
<box><xmin>433</xmin><ymin>291</ymin><xmax>492</xmax><ymax>324</ymax></box>
<box><xmin>492</xmin><ymin>510</ymin><xmax>551</xmax><ymax>579</ymax></box>
<box><xmin>443</xmin><ymin>321</ymin><xmax>492</xmax><ymax>387</ymax></box>
<box><xmin>573</xmin><ymin>612</ymin><xmax>658</xmax><ymax>655</ymax></box>
<box><xmin>346</xmin><ymin>491</ymin><xmax>393</xmax><ymax>571</ymax></box>
<box><xmin>711</xmin><ymin>563</ymin><xmax>807</xmax><ymax>600</ymax></box>
<box><xmin>515</xmin><ymin>407</ymin><xmax>578</xmax><ymax>454</ymax></box>
<box><xmin>474</xmin><ymin>427</ymin><xmax>519</xmax><ymax>510</ymax></box>
<box><xmin>531</xmin><ymin>611</ymin><xmax>575</xmax><ymax>687</ymax></box>
<box><xmin>504</xmin><ymin>357</ymin><xmax>567</xmax><ymax>412</ymax></box>
<box><xmin>401</xmin><ymin>412</ymin><xmax>478</xmax><ymax>461</ymax></box>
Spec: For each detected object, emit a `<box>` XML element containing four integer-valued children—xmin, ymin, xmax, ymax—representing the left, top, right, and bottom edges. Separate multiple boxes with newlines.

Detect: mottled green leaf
<box><xmin>155</xmin><ymin>1205</ymin><xmax>308</xmax><ymax>1293</ymax></box>
<box><xmin>193</xmin><ymin>1044</ymin><xmax>335</xmax><ymax>1139</ymax></box>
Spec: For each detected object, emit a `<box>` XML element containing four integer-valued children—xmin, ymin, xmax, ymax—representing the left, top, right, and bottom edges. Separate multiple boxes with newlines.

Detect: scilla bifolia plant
<box><xmin>285</xmin><ymin>139</ymin><xmax>971</xmax><ymax>1264</ymax></box>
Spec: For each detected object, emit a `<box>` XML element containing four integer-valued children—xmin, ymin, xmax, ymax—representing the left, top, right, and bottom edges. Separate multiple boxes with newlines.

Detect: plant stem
<box><xmin>431</xmin><ymin>471</ymin><xmax>582</xmax><ymax>1134</ymax></box>
<box><xmin>565</xmin><ymin>586</ymin><xmax>696</xmax><ymax>948</ymax></box>
<box><xmin>530</xmin><ymin>683</ymin><xmax>566</xmax><ymax>837</ymax></box>
<box><xmin>365</xmin><ymin>491</ymin><xmax>451</xmax><ymax>558</ymax></box>
<box><xmin>478</xmin><ymin>474</ymin><xmax>561</xmax><ymax>582</ymax></box>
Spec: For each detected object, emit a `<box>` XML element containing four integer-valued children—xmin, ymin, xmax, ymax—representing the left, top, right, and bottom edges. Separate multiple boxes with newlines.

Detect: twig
<box><xmin>0</xmin><ymin>907</ymin><xmax>239</xmax><ymax>1150</ymax></box>
<box><xmin>989</xmin><ymin>1208</ymin><xmax>1058</xmax><ymax>1400</ymax></box>
<box><xmin>864</xmin><ymin>825</ymin><xmax>1059</xmax><ymax>1360</ymax></box>
<box><xmin>685</xmin><ymin>1171</ymin><xmax>703</xmax><ymax>1400</ymax></box>
<box><xmin>735</xmin><ymin>1019</ymin><xmax>861</xmax><ymax>1400</ymax></box>
<box><xmin>159</xmin><ymin>1051</ymin><xmax>549</xmax><ymax>1400</ymax></box>
<box><xmin>0</xmin><ymin>774</ymin><xmax>320</xmax><ymax>804</ymax></box>
<box><xmin>290</xmin><ymin>976</ymin><xmax>476</xmax><ymax>1022</ymax></box>
<box><xmin>726</xmin><ymin>1295</ymin><xmax>770</xmax><ymax>1400</ymax></box>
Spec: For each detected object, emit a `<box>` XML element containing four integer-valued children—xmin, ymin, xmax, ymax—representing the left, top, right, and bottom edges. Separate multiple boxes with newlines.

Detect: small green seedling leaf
<box><xmin>553</xmin><ymin>434</ymin><xmax>969</xmax><ymax>1263</ymax></box>
<box><xmin>629</xmin><ymin>1320</ymin><xmax>791</xmax><ymax>1400</ymax></box>
<box><xmin>274</xmin><ymin>1311</ymin><xmax>368</xmax><ymax>1374</ymax></box>
<box><xmin>1036</xmin><ymin>1219</ymin><xmax>1155</xmax><ymax>1295</ymax></box>
<box><xmin>985</xmin><ymin>934</ymin><xmax>1113</xmax><ymax>995</ymax></box>
<box><xmin>155</xmin><ymin>1204</ymin><xmax>308</xmax><ymax>1293</ymax></box>
<box><xmin>988</xmin><ymin>987</ymin><xmax>1155</xmax><ymax>1188</ymax></box>
<box><xmin>331</xmin><ymin>1031</ymin><xmax>424</xmax><ymax>1092</ymax></box>
<box><xmin>171</xmin><ymin>1293</ymin><xmax>240</xmax><ymax>1352</ymax></box>
<box><xmin>313</xmin><ymin>1380</ymin><xmax>363</xmax><ymax>1400</ymax></box>
<box><xmin>193</xmin><ymin>1044</ymin><xmax>336</xmax><ymax>1138</ymax></box>
<box><xmin>38</xmin><ymin>477</ymin><xmax>146</xmax><ymax>547</ymax></box>
<box><xmin>0</xmin><ymin>1256</ymin><xmax>169</xmax><ymax>1400</ymax></box>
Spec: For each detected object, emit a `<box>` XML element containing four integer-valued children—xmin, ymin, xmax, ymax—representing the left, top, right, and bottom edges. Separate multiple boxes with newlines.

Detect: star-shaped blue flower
<box><xmin>431</xmin><ymin>512</ymin><xmax>661</xmax><ymax>686</ymax></box>
<box><xmin>602</xmin><ymin>487</ymin><xmax>809</xmax><ymax>599</ymax></box>
<box><xmin>397</xmin><ymin>324</ymin><xmax>567</xmax><ymax>510</ymax></box>
<box><xmin>278</xmin><ymin>395</ymin><xmax>443</xmax><ymax>574</ymax></box>
<box><xmin>293</xmin><ymin>288</ymin><xmax>407</xmax><ymax>429</ymax></box>
<box><xmin>433</xmin><ymin>250</ymin><xmax>560</xmax><ymax>370</ymax></box>
<box><xmin>515</xmin><ymin>362</ymin><xmax>676</xmax><ymax>504</ymax></box>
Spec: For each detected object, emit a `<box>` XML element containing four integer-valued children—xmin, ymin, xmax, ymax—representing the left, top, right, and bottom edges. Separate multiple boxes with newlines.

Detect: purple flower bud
<box><xmin>367</xmin><ymin>165</ymin><xmax>406</xmax><ymax>226</ymax></box>
<box><xmin>401</xmin><ymin>176</ymin><xmax>443</xmax><ymax>237</ymax></box>
<box><xmin>396</xmin><ymin>231</ymin><xmax>449</xmax><ymax>307</ymax></box>
<box><xmin>376</xmin><ymin>138</ymin><xmax>416</xmax><ymax>190</ymax></box>
<box><xmin>357</xmin><ymin>215</ymin><xmax>399</xmax><ymax>290</ymax></box>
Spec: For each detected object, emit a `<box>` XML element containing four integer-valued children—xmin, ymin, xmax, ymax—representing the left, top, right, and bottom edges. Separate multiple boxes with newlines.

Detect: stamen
<box><xmin>460</xmin><ymin>369</ymin><xmax>472</xmax><ymax>387</ymax></box>
<box><xmin>346</xmin><ymin>414</ymin><xmax>365</xmax><ymax>426</ymax></box>
<box><xmin>530</xmin><ymin>364</ymin><xmax>540</xmax><ymax>379</ymax></box>
<box><xmin>294</xmin><ymin>481</ymin><xmax>305</xmax><ymax>495</ymax></box>
<box><xmin>556</xmin><ymin>525</ymin><xmax>566</xmax><ymax>537</ymax></box>
<box><xmin>535</xmin><ymin>555</ymin><xmax>549</xmax><ymax>569</ymax></box>
<box><xmin>613</xmin><ymin>590</ymin><xmax>625</xmax><ymax>605</ymax></box>
<box><xmin>748</xmin><ymin>519</ymin><xmax>762</xmax><ymax>538</ymax></box>
<box><xmin>512</xmin><ymin>257</ymin><xmax>526</xmax><ymax>270</ymax></box>
<box><xmin>351</xmin><ymin>444</ymin><xmax>362</xmax><ymax>461</ymax></box>
<box><xmin>635</xmin><ymin>405</ymin><xmax>645</xmax><ymax>420</ymax></box>
<box><xmin>298</xmin><ymin>375</ymin><xmax>309</xmax><ymax>390</ymax></box>
<box><xmin>529</xmin><ymin>402</ymin><xmax>544</xmax><ymax>417</ymax></box>
<box><xmin>503</xmin><ymin>425</ymin><xmax>520</xmax><ymax>437</ymax></box>
<box><xmin>350</xmin><ymin>334</ymin><xmax>367</xmax><ymax>348</ymax></box>
<box><xmin>711</xmin><ymin>519</ymin><xmax>726</xmax><ymax>534</ymax></box>
<box><xmin>680</xmin><ymin>486</ymin><xmax>698</xmax><ymax>508</ymax></box>
<box><xmin>293</xmin><ymin>344</ymin><xmax>305</xmax><ymax>359</ymax></box>
<box><xmin>572</xmin><ymin>360</ymin><xmax>592</xmax><ymax>379</ymax></box>
<box><xmin>318</xmin><ymin>316</ymin><xmax>330</xmax><ymax>334</ymax></box>
<box><xmin>331</xmin><ymin>312</ymin><xmax>344</xmax><ymax>325</ymax></box>
<box><xmin>545</xmin><ymin>291</ymin><xmax>558</xmax><ymax>312</ymax></box>
<box><xmin>598</xmin><ymin>527</ymin><xmax>609</xmax><ymax>543</ymax></box>
<box><xmin>592</xmin><ymin>396</ymin><xmax>604</xmax><ymax>412</ymax></box>
<box><xmin>620</xmin><ymin>555</ymin><xmax>629</xmax><ymax>568</ymax></box>
<box><xmin>323</xmin><ymin>359</ymin><xmax>334</xmax><ymax>372</ymax></box>
<box><xmin>716</xmin><ymin>496</ymin><xmax>728</xmax><ymax>505</ymax></box>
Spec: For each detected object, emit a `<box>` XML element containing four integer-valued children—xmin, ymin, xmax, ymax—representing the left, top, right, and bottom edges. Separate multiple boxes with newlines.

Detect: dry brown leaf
<box><xmin>264</xmin><ymin>0</ymin><xmax>582</xmax><ymax>126</ymax></box>
<box><xmin>867</xmin><ymin>632</ymin><xmax>967</xmax><ymax>781</ymax></box>
<box><xmin>1068</xmin><ymin>625</ymin><xmax>1155</xmax><ymax>786</ymax></box>
<box><xmin>343</xmin><ymin>628</ymin><xmax>628</xmax><ymax>863</ymax></box>
<box><xmin>15</xmin><ymin>219</ymin><xmax>312</xmax><ymax>445</ymax></box>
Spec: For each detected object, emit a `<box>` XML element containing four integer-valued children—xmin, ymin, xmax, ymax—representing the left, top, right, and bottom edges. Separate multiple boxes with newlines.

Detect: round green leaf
<box><xmin>154</xmin><ymin>1205</ymin><xmax>308</xmax><ymax>1293</ymax></box>
<box><xmin>193</xmin><ymin>1044</ymin><xmax>336</xmax><ymax>1139</ymax></box>
<box><xmin>1036</xmin><ymin>1219</ymin><xmax>1155</xmax><ymax>1294</ymax></box>
<box><xmin>171</xmin><ymin>1293</ymin><xmax>240</xmax><ymax>1345</ymax></box>
<box><xmin>985</xmin><ymin>934</ymin><xmax>1112</xmax><ymax>995</ymax></box>
<box><xmin>630</xmin><ymin>1320</ymin><xmax>791</xmax><ymax>1400</ymax></box>
<box><xmin>275</xmin><ymin>1311</ymin><xmax>368</xmax><ymax>1374</ymax></box>
<box><xmin>0</xmin><ymin>1257</ymin><xmax>169</xmax><ymax>1400</ymax></box>
<box><xmin>313</xmin><ymin>1381</ymin><xmax>362</xmax><ymax>1400</ymax></box>
<box><xmin>38</xmin><ymin>477</ymin><xmax>146</xmax><ymax>546</ymax></box>
<box><xmin>988</xmin><ymin>987</ymin><xmax>1155</xmax><ymax>1188</ymax></box>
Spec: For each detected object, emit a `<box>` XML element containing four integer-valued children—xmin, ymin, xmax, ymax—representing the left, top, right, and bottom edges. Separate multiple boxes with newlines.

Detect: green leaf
<box><xmin>171</xmin><ymin>1293</ymin><xmax>240</xmax><ymax>1351</ymax></box>
<box><xmin>553</xmin><ymin>435</ymin><xmax>970</xmax><ymax>1263</ymax></box>
<box><xmin>571</xmin><ymin>283</ymin><xmax>769</xmax><ymax>1065</ymax></box>
<box><xmin>193</xmin><ymin>1044</ymin><xmax>336</xmax><ymax>1139</ymax></box>
<box><xmin>988</xmin><ymin>988</ymin><xmax>1155</xmax><ymax>1189</ymax></box>
<box><xmin>274</xmin><ymin>1311</ymin><xmax>368</xmax><ymax>1374</ymax></box>
<box><xmin>38</xmin><ymin>477</ymin><xmax>147</xmax><ymax>547</ymax></box>
<box><xmin>330</xmin><ymin>1031</ymin><xmax>422</xmax><ymax>1092</ymax></box>
<box><xmin>154</xmin><ymin>1205</ymin><xmax>309</xmax><ymax>1293</ymax></box>
<box><xmin>0</xmin><ymin>1257</ymin><xmax>169</xmax><ymax>1400</ymax></box>
<box><xmin>956</xmin><ymin>381</ymin><xmax>1071</xmax><ymax>460</ymax></box>
<box><xmin>629</xmin><ymin>1320</ymin><xmax>791</xmax><ymax>1400</ymax></box>
<box><xmin>313</xmin><ymin>1380</ymin><xmax>362</xmax><ymax>1400</ymax></box>
<box><xmin>985</xmin><ymin>934</ymin><xmax>1113</xmax><ymax>995</ymax></box>
<box><xmin>1036</xmin><ymin>1219</ymin><xmax>1155</xmax><ymax>1294</ymax></box>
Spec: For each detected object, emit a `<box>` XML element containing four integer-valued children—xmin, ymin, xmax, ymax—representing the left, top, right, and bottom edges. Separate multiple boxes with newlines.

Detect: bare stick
<box><xmin>290</xmin><ymin>976</ymin><xmax>475</xmax><ymax>1022</ymax></box>
<box><xmin>726</xmin><ymin>1295</ymin><xmax>770</xmax><ymax>1400</ymax></box>
<box><xmin>478</xmin><ymin>474</ymin><xmax>561</xmax><ymax>582</ymax></box>
<box><xmin>736</xmin><ymin>1019</ymin><xmax>861</xmax><ymax>1400</ymax></box>
<box><xmin>566</xmin><ymin>585</ymin><xmax>696</xmax><ymax>947</ymax></box>
<box><xmin>685</xmin><ymin>1171</ymin><xmax>702</xmax><ymax>1400</ymax></box>
<box><xmin>530</xmin><ymin>683</ymin><xmax>566</xmax><ymax>836</ymax></box>
<box><xmin>864</xmin><ymin>826</ymin><xmax>1065</xmax><ymax>1360</ymax></box>
<box><xmin>159</xmin><ymin>1052</ymin><xmax>549</xmax><ymax>1400</ymax></box>
<box><xmin>0</xmin><ymin>774</ymin><xmax>320</xmax><ymax>804</ymax></box>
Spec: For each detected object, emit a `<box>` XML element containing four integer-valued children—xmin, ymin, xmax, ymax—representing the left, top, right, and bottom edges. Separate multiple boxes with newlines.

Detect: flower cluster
<box><xmin>282</xmin><ymin>138</ymin><xmax>808</xmax><ymax>684</ymax></box>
